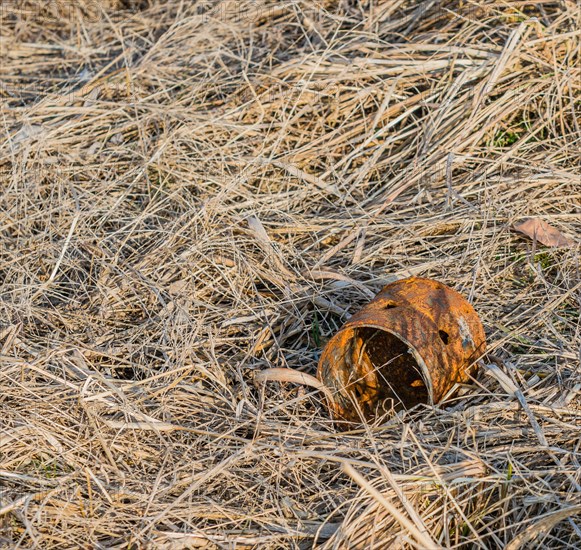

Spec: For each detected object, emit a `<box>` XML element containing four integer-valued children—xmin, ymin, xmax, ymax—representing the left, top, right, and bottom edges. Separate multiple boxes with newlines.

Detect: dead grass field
<box><xmin>1</xmin><ymin>1</ymin><xmax>580</xmax><ymax>548</ymax></box>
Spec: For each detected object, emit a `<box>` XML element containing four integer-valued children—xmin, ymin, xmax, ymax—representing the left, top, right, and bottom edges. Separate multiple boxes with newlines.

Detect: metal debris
<box><xmin>317</xmin><ymin>277</ymin><xmax>486</xmax><ymax>423</ymax></box>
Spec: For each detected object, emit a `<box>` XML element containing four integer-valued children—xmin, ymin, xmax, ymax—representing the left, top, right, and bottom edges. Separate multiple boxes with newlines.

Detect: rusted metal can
<box><xmin>317</xmin><ymin>277</ymin><xmax>486</xmax><ymax>423</ymax></box>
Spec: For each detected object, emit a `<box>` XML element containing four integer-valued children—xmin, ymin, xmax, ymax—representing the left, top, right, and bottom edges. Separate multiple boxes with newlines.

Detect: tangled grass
<box><xmin>0</xmin><ymin>0</ymin><xmax>580</xmax><ymax>548</ymax></box>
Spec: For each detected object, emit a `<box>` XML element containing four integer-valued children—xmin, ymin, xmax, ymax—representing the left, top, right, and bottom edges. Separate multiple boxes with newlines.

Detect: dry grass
<box><xmin>1</xmin><ymin>0</ymin><xmax>580</xmax><ymax>548</ymax></box>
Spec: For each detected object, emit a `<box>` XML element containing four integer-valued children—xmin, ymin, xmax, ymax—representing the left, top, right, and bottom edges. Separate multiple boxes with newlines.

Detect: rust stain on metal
<box><xmin>317</xmin><ymin>276</ymin><xmax>486</xmax><ymax>423</ymax></box>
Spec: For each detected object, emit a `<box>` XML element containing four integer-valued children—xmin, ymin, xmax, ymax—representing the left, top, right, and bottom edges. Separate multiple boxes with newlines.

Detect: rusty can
<box><xmin>317</xmin><ymin>277</ymin><xmax>486</xmax><ymax>423</ymax></box>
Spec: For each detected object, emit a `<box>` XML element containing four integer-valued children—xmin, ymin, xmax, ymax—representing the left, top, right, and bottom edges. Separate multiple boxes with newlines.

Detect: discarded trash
<box><xmin>317</xmin><ymin>277</ymin><xmax>486</xmax><ymax>422</ymax></box>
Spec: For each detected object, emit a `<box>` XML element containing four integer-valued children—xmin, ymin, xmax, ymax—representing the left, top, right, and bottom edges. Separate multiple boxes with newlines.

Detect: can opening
<box><xmin>334</xmin><ymin>326</ymin><xmax>430</xmax><ymax>419</ymax></box>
